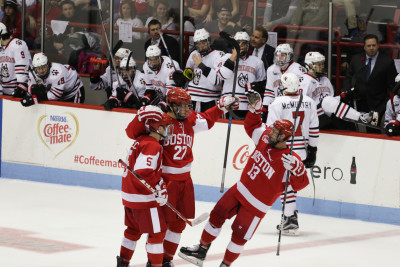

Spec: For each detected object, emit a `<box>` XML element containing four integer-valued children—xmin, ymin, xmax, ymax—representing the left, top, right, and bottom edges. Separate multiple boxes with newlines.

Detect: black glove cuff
<box><xmin>223</xmin><ymin>59</ymin><xmax>235</xmax><ymax>71</ymax></box>
<box><xmin>198</xmin><ymin>63</ymin><xmax>211</xmax><ymax>77</ymax></box>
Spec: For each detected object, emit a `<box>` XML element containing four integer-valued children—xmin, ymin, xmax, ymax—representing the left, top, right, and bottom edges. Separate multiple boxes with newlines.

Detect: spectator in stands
<box><xmin>1</xmin><ymin>0</ymin><xmax>21</xmax><ymax>39</ymax></box>
<box><xmin>145</xmin><ymin>0</ymin><xmax>175</xmax><ymax>32</ymax></box>
<box><xmin>185</xmin><ymin>0</ymin><xmax>211</xmax><ymax>26</ymax></box>
<box><xmin>144</xmin><ymin>19</ymin><xmax>180</xmax><ymax>63</ymax></box>
<box><xmin>203</xmin><ymin>0</ymin><xmax>239</xmax><ymax>23</ymax></box>
<box><xmin>26</xmin><ymin>0</ymin><xmax>62</xmax><ymax>49</ymax></box>
<box><xmin>341</xmin><ymin>15</ymin><xmax>368</xmax><ymax>72</ymax></box>
<box><xmin>291</xmin><ymin>0</ymin><xmax>329</xmax><ymax>27</ymax></box>
<box><xmin>263</xmin><ymin>0</ymin><xmax>298</xmax><ymax>38</ymax></box>
<box><xmin>203</xmin><ymin>5</ymin><xmax>240</xmax><ymax>35</ymax></box>
<box><xmin>250</xmin><ymin>26</ymin><xmax>276</xmax><ymax>70</ymax></box>
<box><xmin>236</xmin><ymin>15</ymin><xmax>253</xmax><ymax>35</ymax></box>
<box><xmin>332</xmin><ymin>0</ymin><xmax>360</xmax><ymax>37</ymax></box>
<box><xmin>115</xmin><ymin>0</ymin><xmax>144</xmax><ymax>41</ymax></box>
<box><xmin>343</xmin><ymin>34</ymin><xmax>398</xmax><ymax>127</ymax></box>
<box><xmin>56</xmin><ymin>0</ymin><xmax>86</xmax><ymax>33</ymax></box>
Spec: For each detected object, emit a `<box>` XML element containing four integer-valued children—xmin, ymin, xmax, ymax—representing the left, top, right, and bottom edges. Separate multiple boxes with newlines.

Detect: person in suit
<box><xmin>249</xmin><ymin>26</ymin><xmax>275</xmax><ymax>70</ymax></box>
<box><xmin>144</xmin><ymin>19</ymin><xmax>180</xmax><ymax>63</ymax></box>
<box><xmin>343</xmin><ymin>34</ymin><xmax>398</xmax><ymax>126</ymax></box>
<box><xmin>247</xmin><ymin>26</ymin><xmax>275</xmax><ymax>97</ymax></box>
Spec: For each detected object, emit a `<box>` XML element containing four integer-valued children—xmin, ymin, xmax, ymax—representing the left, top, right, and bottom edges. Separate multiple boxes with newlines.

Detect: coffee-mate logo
<box><xmin>38</xmin><ymin>112</ymin><xmax>79</xmax><ymax>157</ymax></box>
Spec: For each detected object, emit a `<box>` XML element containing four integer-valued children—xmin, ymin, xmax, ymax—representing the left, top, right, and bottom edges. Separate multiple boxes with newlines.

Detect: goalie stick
<box><xmin>118</xmin><ymin>159</ymin><xmax>209</xmax><ymax>227</ymax></box>
<box><xmin>219</xmin><ymin>31</ymin><xmax>241</xmax><ymax>193</ymax></box>
<box><xmin>276</xmin><ymin>92</ymin><xmax>304</xmax><ymax>256</ymax></box>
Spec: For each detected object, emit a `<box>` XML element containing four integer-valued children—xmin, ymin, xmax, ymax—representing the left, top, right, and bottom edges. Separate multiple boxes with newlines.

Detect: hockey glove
<box><xmin>140</xmin><ymin>95</ymin><xmax>151</xmax><ymax>106</ymax></box>
<box><xmin>282</xmin><ymin>154</ymin><xmax>305</xmax><ymax>176</ymax></box>
<box><xmin>20</xmin><ymin>94</ymin><xmax>35</xmax><ymax>107</ymax></box>
<box><xmin>31</xmin><ymin>84</ymin><xmax>48</xmax><ymax>101</ymax></box>
<box><xmin>137</xmin><ymin>105</ymin><xmax>163</xmax><ymax>122</ymax></box>
<box><xmin>385</xmin><ymin>120</ymin><xmax>400</xmax><ymax>137</ymax></box>
<box><xmin>183</xmin><ymin>68</ymin><xmax>194</xmax><ymax>81</ymax></box>
<box><xmin>303</xmin><ymin>146</ymin><xmax>317</xmax><ymax>168</ymax></box>
<box><xmin>157</xmin><ymin>101</ymin><xmax>169</xmax><ymax>112</ymax></box>
<box><xmin>217</xmin><ymin>95</ymin><xmax>240</xmax><ymax>113</ymax></box>
<box><xmin>248</xmin><ymin>80</ymin><xmax>266</xmax><ymax>96</ymax></box>
<box><xmin>116</xmin><ymin>87</ymin><xmax>138</xmax><ymax>107</ymax></box>
<box><xmin>172</xmin><ymin>70</ymin><xmax>187</xmax><ymax>88</ymax></box>
<box><xmin>13</xmin><ymin>84</ymin><xmax>28</xmax><ymax>98</ymax></box>
<box><xmin>103</xmin><ymin>98</ymin><xmax>119</xmax><ymax>110</ymax></box>
<box><xmin>245</xmin><ymin>84</ymin><xmax>262</xmax><ymax>114</ymax></box>
<box><xmin>155</xmin><ymin>179</ymin><xmax>168</xmax><ymax>206</ymax></box>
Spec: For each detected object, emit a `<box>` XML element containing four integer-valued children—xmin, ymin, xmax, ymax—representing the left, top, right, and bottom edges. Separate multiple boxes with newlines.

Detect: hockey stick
<box><xmin>277</xmin><ymin>92</ymin><xmax>304</xmax><ymax>256</ymax></box>
<box><xmin>95</xmin><ymin>0</ymin><xmax>123</xmax><ymax>89</ymax></box>
<box><xmin>158</xmin><ymin>30</ymin><xmax>177</xmax><ymax>71</ymax></box>
<box><xmin>219</xmin><ymin>31</ymin><xmax>241</xmax><ymax>193</ymax></box>
<box><xmin>342</xmin><ymin>117</ymin><xmax>384</xmax><ymax>131</ymax></box>
<box><xmin>118</xmin><ymin>159</ymin><xmax>209</xmax><ymax>227</ymax></box>
<box><xmin>124</xmin><ymin>52</ymin><xmax>140</xmax><ymax>100</ymax></box>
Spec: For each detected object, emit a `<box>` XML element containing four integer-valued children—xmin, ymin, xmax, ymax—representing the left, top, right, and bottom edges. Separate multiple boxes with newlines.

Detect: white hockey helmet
<box><xmin>32</xmin><ymin>52</ymin><xmax>50</xmax><ymax>79</ymax></box>
<box><xmin>146</xmin><ymin>45</ymin><xmax>161</xmax><ymax>58</ymax></box>
<box><xmin>193</xmin><ymin>28</ymin><xmax>210</xmax><ymax>42</ymax></box>
<box><xmin>280</xmin><ymin>73</ymin><xmax>299</xmax><ymax>94</ymax></box>
<box><xmin>305</xmin><ymin>52</ymin><xmax>326</xmax><ymax>77</ymax></box>
<box><xmin>395</xmin><ymin>73</ymin><xmax>400</xmax><ymax>83</ymax></box>
<box><xmin>120</xmin><ymin>56</ymin><xmax>136</xmax><ymax>69</ymax></box>
<box><xmin>32</xmin><ymin>52</ymin><xmax>48</xmax><ymax>68</ymax></box>
<box><xmin>234</xmin><ymin>31</ymin><xmax>250</xmax><ymax>42</ymax></box>
<box><xmin>0</xmin><ymin>22</ymin><xmax>7</xmax><ymax>35</ymax></box>
<box><xmin>115</xmin><ymin>48</ymin><xmax>131</xmax><ymax>59</ymax></box>
<box><xmin>274</xmin><ymin>44</ymin><xmax>293</xmax><ymax>67</ymax></box>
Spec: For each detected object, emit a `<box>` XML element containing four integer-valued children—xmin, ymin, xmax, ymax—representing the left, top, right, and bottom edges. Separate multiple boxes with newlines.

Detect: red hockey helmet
<box><xmin>273</xmin><ymin>119</ymin><xmax>294</xmax><ymax>140</ymax></box>
<box><xmin>149</xmin><ymin>113</ymin><xmax>174</xmax><ymax>140</ymax></box>
<box><xmin>166</xmin><ymin>87</ymin><xmax>193</xmax><ymax>120</ymax></box>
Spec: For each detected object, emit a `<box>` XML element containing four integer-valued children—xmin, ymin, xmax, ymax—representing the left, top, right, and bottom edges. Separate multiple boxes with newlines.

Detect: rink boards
<box><xmin>1</xmin><ymin>98</ymin><xmax>399</xmax><ymax>225</ymax></box>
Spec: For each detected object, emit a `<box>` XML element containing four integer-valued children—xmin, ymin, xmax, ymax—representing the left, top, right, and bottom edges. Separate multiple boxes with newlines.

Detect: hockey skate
<box><xmin>359</xmin><ymin>111</ymin><xmax>379</xmax><ymax>126</ymax></box>
<box><xmin>162</xmin><ymin>257</ymin><xmax>175</xmax><ymax>267</ymax></box>
<box><xmin>116</xmin><ymin>256</ymin><xmax>129</xmax><ymax>267</ymax></box>
<box><xmin>178</xmin><ymin>244</ymin><xmax>210</xmax><ymax>267</ymax></box>
<box><xmin>276</xmin><ymin>210</ymin><xmax>299</xmax><ymax>236</ymax></box>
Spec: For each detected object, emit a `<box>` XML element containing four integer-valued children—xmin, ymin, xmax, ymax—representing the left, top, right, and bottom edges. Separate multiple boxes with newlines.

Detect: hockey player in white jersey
<box><xmin>217</xmin><ymin>31</ymin><xmax>266</xmax><ymax>118</ymax></box>
<box><xmin>141</xmin><ymin>45</ymin><xmax>182</xmax><ymax>106</ymax></box>
<box><xmin>384</xmin><ymin>74</ymin><xmax>400</xmax><ymax>136</ymax></box>
<box><xmin>266</xmin><ymin>72</ymin><xmax>319</xmax><ymax>235</ymax></box>
<box><xmin>0</xmin><ymin>22</ymin><xmax>31</xmax><ymax>97</ymax></box>
<box><xmin>103</xmin><ymin>56</ymin><xmax>146</xmax><ymax>110</ymax></box>
<box><xmin>186</xmin><ymin>28</ymin><xmax>225</xmax><ymax>112</ymax></box>
<box><xmin>300</xmin><ymin>52</ymin><xmax>378</xmax><ymax>129</ymax></box>
<box><xmin>90</xmin><ymin>48</ymin><xmax>131</xmax><ymax>98</ymax></box>
<box><xmin>21</xmin><ymin>52</ymin><xmax>84</xmax><ymax>106</ymax></box>
<box><xmin>263</xmin><ymin>43</ymin><xmax>306</xmax><ymax>121</ymax></box>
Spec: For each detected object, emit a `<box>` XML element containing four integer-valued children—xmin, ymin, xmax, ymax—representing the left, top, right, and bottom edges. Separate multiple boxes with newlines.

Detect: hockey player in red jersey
<box><xmin>117</xmin><ymin>107</ymin><xmax>174</xmax><ymax>267</ymax></box>
<box><xmin>125</xmin><ymin>87</ymin><xmax>239</xmax><ymax>266</ymax></box>
<box><xmin>178</xmin><ymin>90</ymin><xmax>309</xmax><ymax>267</ymax></box>
<box><xmin>0</xmin><ymin>22</ymin><xmax>31</xmax><ymax>97</ymax></box>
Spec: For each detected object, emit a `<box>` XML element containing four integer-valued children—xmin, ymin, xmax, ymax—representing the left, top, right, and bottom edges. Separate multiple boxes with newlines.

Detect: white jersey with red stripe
<box><xmin>186</xmin><ymin>49</ymin><xmax>225</xmax><ymax>102</ymax></box>
<box><xmin>122</xmin><ymin>135</ymin><xmax>163</xmax><ymax>209</ymax></box>
<box><xmin>0</xmin><ymin>38</ymin><xmax>31</xmax><ymax>95</ymax></box>
<box><xmin>266</xmin><ymin>94</ymin><xmax>319</xmax><ymax>160</ymax></box>
<box><xmin>28</xmin><ymin>63</ymin><xmax>84</xmax><ymax>102</ymax></box>
<box><xmin>263</xmin><ymin>62</ymin><xmax>306</xmax><ymax>107</ymax></box>
<box><xmin>110</xmin><ymin>71</ymin><xmax>147</xmax><ymax>103</ymax></box>
<box><xmin>384</xmin><ymin>95</ymin><xmax>400</xmax><ymax>127</ymax></box>
<box><xmin>218</xmin><ymin>54</ymin><xmax>266</xmax><ymax>110</ymax></box>
<box><xmin>90</xmin><ymin>66</ymin><xmax>118</xmax><ymax>91</ymax></box>
<box><xmin>234</xmin><ymin>111</ymin><xmax>309</xmax><ymax>218</ymax></box>
<box><xmin>143</xmin><ymin>56</ymin><xmax>181</xmax><ymax>98</ymax></box>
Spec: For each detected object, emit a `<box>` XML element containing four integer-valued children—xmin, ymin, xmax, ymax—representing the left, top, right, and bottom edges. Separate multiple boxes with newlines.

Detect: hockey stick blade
<box><xmin>118</xmin><ymin>159</ymin><xmax>209</xmax><ymax>227</ymax></box>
